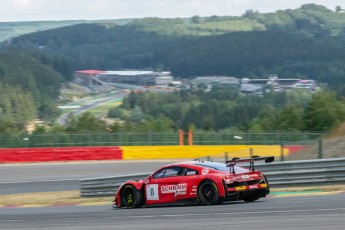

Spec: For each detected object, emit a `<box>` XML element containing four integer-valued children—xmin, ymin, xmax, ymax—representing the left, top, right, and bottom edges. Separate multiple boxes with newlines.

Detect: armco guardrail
<box><xmin>79</xmin><ymin>157</ymin><xmax>345</xmax><ymax>197</ymax></box>
<box><xmin>80</xmin><ymin>173</ymin><xmax>150</xmax><ymax>197</ymax></box>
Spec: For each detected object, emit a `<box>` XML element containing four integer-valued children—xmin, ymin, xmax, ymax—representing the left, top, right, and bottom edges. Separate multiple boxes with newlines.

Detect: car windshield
<box><xmin>195</xmin><ymin>162</ymin><xmax>248</xmax><ymax>174</ymax></box>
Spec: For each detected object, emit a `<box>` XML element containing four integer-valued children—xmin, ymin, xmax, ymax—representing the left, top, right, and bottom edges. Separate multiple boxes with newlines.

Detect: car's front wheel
<box><xmin>120</xmin><ymin>185</ymin><xmax>143</xmax><ymax>208</ymax></box>
<box><xmin>198</xmin><ymin>180</ymin><xmax>222</xmax><ymax>205</ymax></box>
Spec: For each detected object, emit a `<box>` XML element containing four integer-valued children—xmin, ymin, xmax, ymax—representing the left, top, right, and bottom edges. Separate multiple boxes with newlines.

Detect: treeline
<box><xmin>107</xmin><ymin>87</ymin><xmax>345</xmax><ymax>132</ymax></box>
<box><xmin>130</xmin><ymin>4</ymin><xmax>345</xmax><ymax>37</ymax></box>
<box><xmin>163</xmin><ymin>31</ymin><xmax>345</xmax><ymax>82</ymax></box>
<box><xmin>0</xmin><ymin>50</ymin><xmax>72</xmax><ymax>132</ymax></box>
<box><xmin>32</xmin><ymin>87</ymin><xmax>345</xmax><ymax>134</ymax></box>
<box><xmin>242</xmin><ymin>4</ymin><xmax>345</xmax><ymax>36</ymax></box>
<box><xmin>0</xmin><ymin>84</ymin><xmax>36</xmax><ymax>131</ymax></box>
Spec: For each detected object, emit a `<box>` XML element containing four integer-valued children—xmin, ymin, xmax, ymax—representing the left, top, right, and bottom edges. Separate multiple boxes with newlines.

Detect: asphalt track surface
<box><xmin>0</xmin><ymin>160</ymin><xmax>174</xmax><ymax>194</ymax></box>
<box><xmin>0</xmin><ymin>194</ymin><xmax>344</xmax><ymax>230</ymax></box>
<box><xmin>1</xmin><ymin>161</ymin><xmax>345</xmax><ymax>229</ymax></box>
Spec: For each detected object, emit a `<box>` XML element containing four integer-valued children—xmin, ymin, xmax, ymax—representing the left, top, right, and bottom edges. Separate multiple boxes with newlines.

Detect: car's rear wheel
<box><xmin>198</xmin><ymin>180</ymin><xmax>222</xmax><ymax>205</ymax></box>
<box><xmin>120</xmin><ymin>185</ymin><xmax>143</xmax><ymax>208</ymax></box>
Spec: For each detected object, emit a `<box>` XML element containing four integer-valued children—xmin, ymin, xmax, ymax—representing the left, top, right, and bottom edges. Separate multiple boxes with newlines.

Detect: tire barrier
<box><xmin>0</xmin><ymin>146</ymin><xmax>122</xmax><ymax>163</ymax></box>
<box><xmin>0</xmin><ymin>145</ymin><xmax>288</xmax><ymax>163</ymax></box>
<box><xmin>121</xmin><ymin>145</ymin><xmax>286</xmax><ymax>160</ymax></box>
<box><xmin>79</xmin><ymin>157</ymin><xmax>345</xmax><ymax>197</ymax></box>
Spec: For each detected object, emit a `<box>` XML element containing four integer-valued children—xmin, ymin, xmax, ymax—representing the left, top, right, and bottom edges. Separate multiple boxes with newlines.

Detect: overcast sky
<box><xmin>1</xmin><ymin>0</ymin><xmax>345</xmax><ymax>22</ymax></box>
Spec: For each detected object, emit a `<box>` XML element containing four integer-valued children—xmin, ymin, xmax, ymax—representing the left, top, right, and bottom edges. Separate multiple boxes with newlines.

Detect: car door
<box><xmin>145</xmin><ymin>166</ymin><xmax>184</xmax><ymax>205</ymax></box>
<box><xmin>174</xmin><ymin>167</ymin><xmax>199</xmax><ymax>201</ymax></box>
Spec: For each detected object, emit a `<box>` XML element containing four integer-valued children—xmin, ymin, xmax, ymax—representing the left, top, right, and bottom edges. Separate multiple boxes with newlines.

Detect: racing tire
<box><xmin>198</xmin><ymin>180</ymin><xmax>222</xmax><ymax>205</ymax></box>
<box><xmin>120</xmin><ymin>185</ymin><xmax>143</xmax><ymax>208</ymax></box>
<box><xmin>263</xmin><ymin>174</ymin><xmax>270</xmax><ymax>195</ymax></box>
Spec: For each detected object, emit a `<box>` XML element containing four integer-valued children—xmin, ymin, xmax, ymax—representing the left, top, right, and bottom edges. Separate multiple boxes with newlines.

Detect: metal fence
<box><xmin>0</xmin><ymin>132</ymin><xmax>180</xmax><ymax>148</ymax></box>
<box><xmin>79</xmin><ymin>157</ymin><xmax>345</xmax><ymax>197</ymax></box>
<box><xmin>0</xmin><ymin>131</ymin><xmax>325</xmax><ymax>148</ymax></box>
<box><xmin>192</xmin><ymin>131</ymin><xmax>325</xmax><ymax>145</ymax></box>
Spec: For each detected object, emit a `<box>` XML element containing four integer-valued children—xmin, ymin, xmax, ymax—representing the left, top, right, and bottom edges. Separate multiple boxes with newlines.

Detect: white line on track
<box><xmin>1</xmin><ymin>208</ymin><xmax>344</xmax><ymax>222</ymax></box>
<box><xmin>120</xmin><ymin>208</ymin><xmax>345</xmax><ymax>219</ymax></box>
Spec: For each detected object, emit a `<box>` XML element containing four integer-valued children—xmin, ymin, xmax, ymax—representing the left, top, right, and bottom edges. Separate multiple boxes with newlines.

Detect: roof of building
<box><xmin>76</xmin><ymin>70</ymin><xmax>105</xmax><ymax>75</ymax></box>
<box><xmin>100</xmin><ymin>71</ymin><xmax>154</xmax><ymax>76</ymax></box>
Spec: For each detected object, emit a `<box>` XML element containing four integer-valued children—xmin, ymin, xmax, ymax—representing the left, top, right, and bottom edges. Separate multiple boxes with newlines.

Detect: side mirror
<box><xmin>147</xmin><ymin>175</ymin><xmax>152</xmax><ymax>182</ymax></box>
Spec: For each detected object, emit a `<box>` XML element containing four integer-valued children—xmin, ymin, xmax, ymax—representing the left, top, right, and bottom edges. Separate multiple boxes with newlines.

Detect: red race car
<box><xmin>114</xmin><ymin>156</ymin><xmax>274</xmax><ymax>208</ymax></box>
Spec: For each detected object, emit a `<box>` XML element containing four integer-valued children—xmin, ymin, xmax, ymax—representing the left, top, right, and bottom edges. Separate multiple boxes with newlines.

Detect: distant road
<box><xmin>57</xmin><ymin>91</ymin><xmax>129</xmax><ymax>126</ymax></box>
<box><xmin>57</xmin><ymin>84</ymin><xmax>176</xmax><ymax>126</ymax></box>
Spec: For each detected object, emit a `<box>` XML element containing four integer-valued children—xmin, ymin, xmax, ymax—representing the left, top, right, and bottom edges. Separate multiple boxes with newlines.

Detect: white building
<box><xmin>75</xmin><ymin>70</ymin><xmax>174</xmax><ymax>87</ymax></box>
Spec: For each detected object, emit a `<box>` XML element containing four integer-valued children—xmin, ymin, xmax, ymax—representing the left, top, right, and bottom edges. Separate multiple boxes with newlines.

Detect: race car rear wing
<box><xmin>226</xmin><ymin>156</ymin><xmax>274</xmax><ymax>173</ymax></box>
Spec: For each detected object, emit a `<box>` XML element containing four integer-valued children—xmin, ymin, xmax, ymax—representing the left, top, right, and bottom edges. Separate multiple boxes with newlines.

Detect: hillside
<box><xmin>4</xmin><ymin>4</ymin><xmax>345</xmax><ymax>43</ymax></box>
<box><xmin>1</xmin><ymin>3</ymin><xmax>345</xmax><ymax>133</ymax></box>
<box><xmin>130</xmin><ymin>4</ymin><xmax>345</xmax><ymax>37</ymax></box>
<box><xmin>0</xmin><ymin>50</ymin><xmax>70</xmax><ymax>131</ymax></box>
<box><xmin>0</xmin><ymin>19</ymin><xmax>135</xmax><ymax>42</ymax></box>
<box><xmin>10</xmin><ymin>22</ymin><xmax>345</xmax><ymax>86</ymax></box>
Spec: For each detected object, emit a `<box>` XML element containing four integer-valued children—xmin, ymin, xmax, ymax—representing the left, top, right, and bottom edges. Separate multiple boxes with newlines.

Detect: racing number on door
<box><xmin>146</xmin><ymin>184</ymin><xmax>159</xmax><ymax>200</ymax></box>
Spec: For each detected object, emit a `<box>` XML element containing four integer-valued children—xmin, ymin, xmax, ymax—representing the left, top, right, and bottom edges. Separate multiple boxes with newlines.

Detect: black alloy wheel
<box><xmin>120</xmin><ymin>185</ymin><xmax>143</xmax><ymax>208</ymax></box>
<box><xmin>198</xmin><ymin>180</ymin><xmax>222</xmax><ymax>205</ymax></box>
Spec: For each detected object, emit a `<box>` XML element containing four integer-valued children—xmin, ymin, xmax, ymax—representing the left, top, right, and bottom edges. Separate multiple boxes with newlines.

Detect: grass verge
<box><xmin>0</xmin><ymin>191</ymin><xmax>112</xmax><ymax>206</ymax></box>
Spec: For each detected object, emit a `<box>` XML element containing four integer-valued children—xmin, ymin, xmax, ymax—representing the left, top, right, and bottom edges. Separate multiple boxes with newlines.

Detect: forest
<box><xmin>0</xmin><ymin>50</ymin><xmax>72</xmax><ymax>132</ymax></box>
<box><xmin>8</xmin><ymin>4</ymin><xmax>345</xmax><ymax>87</ymax></box>
<box><xmin>28</xmin><ymin>86</ymin><xmax>345</xmax><ymax>136</ymax></box>
<box><xmin>111</xmin><ymin>86</ymin><xmax>345</xmax><ymax>133</ymax></box>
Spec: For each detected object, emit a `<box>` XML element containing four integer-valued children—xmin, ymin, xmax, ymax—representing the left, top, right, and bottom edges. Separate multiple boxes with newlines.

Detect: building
<box><xmin>74</xmin><ymin>70</ymin><xmax>174</xmax><ymax>87</ymax></box>
<box><xmin>74</xmin><ymin>70</ymin><xmax>106</xmax><ymax>87</ymax></box>
<box><xmin>240</xmin><ymin>76</ymin><xmax>316</xmax><ymax>93</ymax></box>
<box><xmin>190</xmin><ymin>76</ymin><xmax>239</xmax><ymax>85</ymax></box>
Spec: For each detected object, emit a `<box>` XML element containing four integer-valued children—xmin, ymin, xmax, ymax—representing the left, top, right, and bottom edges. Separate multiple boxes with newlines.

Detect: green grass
<box><xmin>87</xmin><ymin>99</ymin><xmax>122</xmax><ymax>116</ymax></box>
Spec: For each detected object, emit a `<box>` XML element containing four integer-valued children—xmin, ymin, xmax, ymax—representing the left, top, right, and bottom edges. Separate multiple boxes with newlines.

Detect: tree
<box><xmin>274</xmin><ymin>105</ymin><xmax>304</xmax><ymax>131</ymax></box>
<box><xmin>336</xmin><ymin>6</ymin><xmax>343</xmax><ymax>13</ymax></box>
<box><xmin>303</xmin><ymin>91</ymin><xmax>345</xmax><ymax>131</ymax></box>
<box><xmin>65</xmin><ymin>112</ymin><xmax>107</xmax><ymax>132</ymax></box>
<box><xmin>128</xmin><ymin>106</ymin><xmax>145</xmax><ymax>123</ymax></box>
<box><xmin>249</xmin><ymin>105</ymin><xmax>277</xmax><ymax>131</ymax></box>
<box><xmin>191</xmin><ymin>16</ymin><xmax>202</xmax><ymax>24</ymax></box>
<box><xmin>108</xmin><ymin>107</ymin><xmax>127</xmax><ymax>119</ymax></box>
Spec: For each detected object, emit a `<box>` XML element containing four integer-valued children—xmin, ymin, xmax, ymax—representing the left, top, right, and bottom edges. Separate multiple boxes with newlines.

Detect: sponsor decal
<box><xmin>201</xmin><ymin>168</ymin><xmax>209</xmax><ymax>175</ymax></box>
<box><xmin>146</xmin><ymin>184</ymin><xmax>159</xmax><ymax>200</ymax></box>
<box><xmin>187</xmin><ymin>171</ymin><xmax>196</xmax><ymax>176</ymax></box>
<box><xmin>235</xmin><ymin>186</ymin><xmax>247</xmax><ymax>191</ymax></box>
<box><xmin>161</xmin><ymin>183</ymin><xmax>187</xmax><ymax>196</ymax></box>
<box><xmin>191</xmin><ymin>185</ymin><xmax>197</xmax><ymax>194</ymax></box>
<box><xmin>241</xmin><ymin>175</ymin><xmax>250</xmax><ymax>179</ymax></box>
